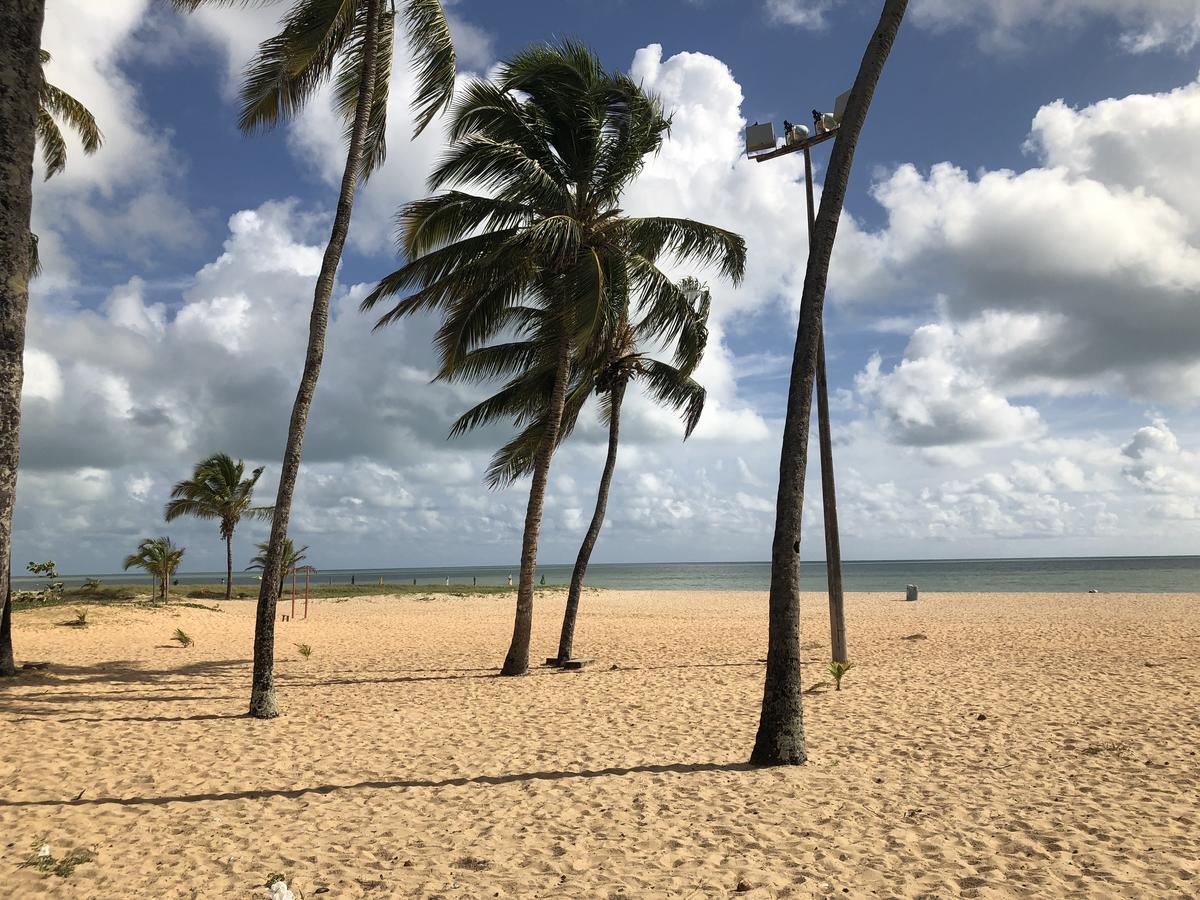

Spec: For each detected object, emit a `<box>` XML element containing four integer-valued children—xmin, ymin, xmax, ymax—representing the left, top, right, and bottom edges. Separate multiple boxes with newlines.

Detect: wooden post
<box><xmin>803</xmin><ymin>145</ymin><xmax>848</xmax><ymax>664</ymax></box>
<box><xmin>303</xmin><ymin>569</ymin><xmax>309</xmax><ymax>620</ymax></box>
<box><xmin>290</xmin><ymin>567</ymin><xmax>296</xmax><ymax>619</ymax></box>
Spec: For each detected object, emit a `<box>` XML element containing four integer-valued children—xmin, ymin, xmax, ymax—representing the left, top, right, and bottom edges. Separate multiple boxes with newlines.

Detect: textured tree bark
<box><xmin>224</xmin><ymin>531</ymin><xmax>234</xmax><ymax>602</ymax></box>
<box><xmin>556</xmin><ymin>378</ymin><xmax>626</xmax><ymax>663</ymax></box>
<box><xmin>249</xmin><ymin>0</ymin><xmax>381</xmax><ymax>718</ymax></box>
<box><xmin>752</xmin><ymin>0</ymin><xmax>907</xmax><ymax>765</ymax></box>
<box><xmin>803</xmin><ymin>148</ymin><xmax>849</xmax><ymax>665</ymax></box>
<box><xmin>0</xmin><ymin>0</ymin><xmax>46</xmax><ymax>678</ymax></box>
<box><xmin>501</xmin><ymin>326</ymin><xmax>573</xmax><ymax>676</ymax></box>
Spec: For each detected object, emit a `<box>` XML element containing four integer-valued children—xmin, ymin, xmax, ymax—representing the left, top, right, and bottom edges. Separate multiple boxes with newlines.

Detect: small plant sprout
<box><xmin>295</xmin><ymin>643</ymin><xmax>312</xmax><ymax>659</ymax></box>
<box><xmin>83</xmin><ymin>577</ymin><xmax>102</xmax><ymax>591</ymax></box>
<box><xmin>71</xmin><ymin>609</ymin><xmax>88</xmax><ymax>627</ymax></box>
<box><xmin>172</xmin><ymin>628</ymin><xmax>194</xmax><ymax>648</ymax></box>
<box><xmin>21</xmin><ymin>839</ymin><xmax>96</xmax><ymax>878</ymax></box>
<box><xmin>828</xmin><ymin>661</ymin><xmax>854</xmax><ymax>691</ymax></box>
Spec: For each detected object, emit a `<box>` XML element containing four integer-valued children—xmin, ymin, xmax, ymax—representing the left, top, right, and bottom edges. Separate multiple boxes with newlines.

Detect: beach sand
<box><xmin>1</xmin><ymin>589</ymin><xmax>1197</xmax><ymax>898</ymax></box>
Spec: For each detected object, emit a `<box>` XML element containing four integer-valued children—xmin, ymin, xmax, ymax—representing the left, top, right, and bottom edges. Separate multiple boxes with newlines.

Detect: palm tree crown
<box><xmin>169</xmin><ymin>0</ymin><xmax>456</xmax><ymax>153</ymax></box>
<box><xmin>246</xmin><ymin>538</ymin><xmax>309</xmax><ymax>577</ymax></box>
<box><xmin>165</xmin><ymin>453</ymin><xmax>272</xmax><ymax>540</ymax></box>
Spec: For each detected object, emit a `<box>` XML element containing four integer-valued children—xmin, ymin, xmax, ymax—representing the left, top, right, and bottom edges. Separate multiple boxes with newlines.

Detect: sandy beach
<box><xmin>2</xmin><ymin>589</ymin><xmax>1198</xmax><ymax>898</ymax></box>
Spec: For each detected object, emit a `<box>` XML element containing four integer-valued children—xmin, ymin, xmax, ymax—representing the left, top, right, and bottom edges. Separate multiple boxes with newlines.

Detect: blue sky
<box><xmin>20</xmin><ymin>0</ymin><xmax>1200</xmax><ymax>573</ymax></box>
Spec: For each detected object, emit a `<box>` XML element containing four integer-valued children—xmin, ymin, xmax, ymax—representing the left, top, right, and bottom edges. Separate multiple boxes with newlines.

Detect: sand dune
<box><xmin>2</xmin><ymin>590</ymin><xmax>1198</xmax><ymax>898</ymax></box>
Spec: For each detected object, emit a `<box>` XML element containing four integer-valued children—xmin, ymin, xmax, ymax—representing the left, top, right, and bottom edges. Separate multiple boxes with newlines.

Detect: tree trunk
<box><xmin>556</xmin><ymin>378</ymin><xmax>625</xmax><ymax>664</ymax></box>
<box><xmin>803</xmin><ymin>148</ymin><xmax>849</xmax><ymax>665</ymax></box>
<box><xmin>0</xmin><ymin>0</ymin><xmax>46</xmax><ymax>678</ymax></box>
<box><xmin>501</xmin><ymin>326</ymin><xmax>573</xmax><ymax>676</ymax></box>
<box><xmin>752</xmin><ymin>0</ymin><xmax>907</xmax><ymax>766</ymax></box>
<box><xmin>1</xmin><ymin>574</ymin><xmax>14</xmax><ymax>677</ymax></box>
<box><xmin>248</xmin><ymin>0</ymin><xmax>382</xmax><ymax>718</ymax></box>
<box><xmin>224</xmin><ymin>532</ymin><xmax>234</xmax><ymax>602</ymax></box>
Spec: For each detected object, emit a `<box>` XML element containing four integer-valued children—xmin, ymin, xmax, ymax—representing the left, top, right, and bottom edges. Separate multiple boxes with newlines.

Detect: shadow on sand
<box><xmin>0</xmin><ymin>760</ymin><xmax>754</xmax><ymax>809</ymax></box>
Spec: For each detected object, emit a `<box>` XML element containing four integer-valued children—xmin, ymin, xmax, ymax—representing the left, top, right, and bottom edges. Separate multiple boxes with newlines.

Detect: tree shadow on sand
<box><xmin>0</xmin><ymin>761</ymin><xmax>755</xmax><ymax>809</ymax></box>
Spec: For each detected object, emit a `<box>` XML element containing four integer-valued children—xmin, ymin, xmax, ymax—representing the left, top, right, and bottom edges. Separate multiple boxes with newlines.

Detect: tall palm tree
<box><xmin>0</xmin><ymin>0</ymin><xmax>48</xmax><ymax>678</ymax></box>
<box><xmin>246</xmin><ymin>537</ymin><xmax>309</xmax><ymax>583</ymax></box>
<box><xmin>123</xmin><ymin>537</ymin><xmax>186</xmax><ymax>601</ymax></box>
<box><xmin>362</xmin><ymin>41</ymin><xmax>745</xmax><ymax>676</ymax></box>
<box><xmin>489</xmin><ymin>278</ymin><xmax>719</xmax><ymax>665</ymax></box>
<box><xmin>165</xmin><ymin>453</ymin><xmax>273</xmax><ymax>602</ymax></box>
<box><xmin>753</xmin><ymin>0</ymin><xmax>908</xmax><ymax>767</ymax></box>
<box><xmin>171</xmin><ymin>0</ymin><xmax>455</xmax><ymax>718</ymax></box>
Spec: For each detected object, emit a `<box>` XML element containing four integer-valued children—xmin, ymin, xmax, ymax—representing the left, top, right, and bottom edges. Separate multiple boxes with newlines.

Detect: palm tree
<box><xmin>490</xmin><ymin>278</ymin><xmax>718</xmax><ymax>665</ymax></box>
<box><xmin>0</xmin><ymin>0</ymin><xmax>48</xmax><ymax>678</ymax></box>
<box><xmin>165</xmin><ymin>453</ymin><xmax>273</xmax><ymax>602</ymax></box>
<box><xmin>752</xmin><ymin>0</ymin><xmax>908</xmax><ymax>767</ymax></box>
<box><xmin>246</xmin><ymin>537</ymin><xmax>309</xmax><ymax>583</ymax></box>
<box><xmin>362</xmin><ymin>41</ymin><xmax>744</xmax><ymax>676</ymax></box>
<box><xmin>123</xmin><ymin>537</ymin><xmax>186</xmax><ymax>601</ymax></box>
<box><xmin>171</xmin><ymin>0</ymin><xmax>456</xmax><ymax>719</ymax></box>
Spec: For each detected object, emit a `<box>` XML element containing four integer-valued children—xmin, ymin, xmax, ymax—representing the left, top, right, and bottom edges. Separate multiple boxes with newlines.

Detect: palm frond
<box><xmin>36</xmin><ymin>107</ymin><xmax>67</xmax><ymax>180</ymax></box>
<box><xmin>639</xmin><ymin>359</ymin><xmax>707</xmax><ymax>438</ymax></box>
<box><xmin>403</xmin><ymin>0</ymin><xmax>456</xmax><ymax>137</ymax></box>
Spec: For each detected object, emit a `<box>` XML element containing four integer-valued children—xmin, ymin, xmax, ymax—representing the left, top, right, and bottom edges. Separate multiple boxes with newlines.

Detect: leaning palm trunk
<box><xmin>752</xmin><ymin>0</ymin><xmax>907</xmax><ymax>765</ymax></box>
<box><xmin>556</xmin><ymin>379</ymin><xmax>626</xmax><ymax>664</ymax></box>
<box><xmin>502</xmin><ymin>328</ymin><xmax>573</xmax><ymax>676</ymax></box>
<box><xmin>249</xmin><ymin>0</ymin><xmax>382</xmax><ymax>718</ymax></box>
<box><xmin>0</xmin><ymin>0</ymin><xmax>47</xmax><ymax>678</ymax></box>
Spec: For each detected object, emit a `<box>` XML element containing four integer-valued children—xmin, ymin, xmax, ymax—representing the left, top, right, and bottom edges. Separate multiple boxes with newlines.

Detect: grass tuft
<box><xmin>172</xmin><ymin>628</ymin><xmax>194</xmax><ymax>648</ymax></box>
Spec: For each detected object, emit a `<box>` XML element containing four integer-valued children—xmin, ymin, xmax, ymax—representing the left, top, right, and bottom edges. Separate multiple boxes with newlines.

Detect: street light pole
<box><xmin>753</xmin><ymin>124</ymin><xmax>848</xmax><ymax>664</ymax></box>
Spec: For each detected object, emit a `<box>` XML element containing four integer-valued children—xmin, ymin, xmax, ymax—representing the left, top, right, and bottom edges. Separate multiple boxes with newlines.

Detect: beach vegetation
<box><xmin>172</xmin><ymin>627</ymin><xmax>194</xmax><ymax>648</ymax></box>
<box><xmin>364</xmin><ymin>40</ymin><xmax>742</xmax><ymax>675</ymax></box>
<box><xmin>21</xmin><ymin>840</ymin><xmax>96</xmax><ymax>878</ymax></box>
<box><xmin>828</xmin><ymin>661</ymin><xmax>854</xmax><ymax>690</ymax></box>
<box><xmin>166</xmin><ymin>453</ymin><xmax>273</xmax><ymax>603</ymax></box>
<box><xmin>1082</xmin><ymin>741</ymin><xmax>1130</xmax><ymax>758</ymax></box>
<box><xmin>295</xmin><ymin>642</ymin><xmax>312</xmax><ymax>659</ymax></box>
<box><xmin>753</xmin><ymin>0</ymin><xmax>907</xmax><ymax>766</ymax></box>
<box><xmin>123</xmin><ymin>537</ymin><xmax>185</xmax><ymax>601</ymax></box>
<box><xmin>169</xmin><ymin>0</ymin><xmax>458</xmax><ymax>720</ymax></box>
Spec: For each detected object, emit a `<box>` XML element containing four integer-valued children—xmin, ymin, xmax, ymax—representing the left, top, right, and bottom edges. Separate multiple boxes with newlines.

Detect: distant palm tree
<box><xmin>171</xmin><ymin>0</ymin><xmax>456</xmax><ymax>719</ymax></box>
<box><xmin>123</xmin><ymin>537</ymin><xmax>186</xmax><ymax>601</ymax></box>
<box><xmin>753</xmin><ymin>0</ymin><xmax>908</xmax><ymax>767</ymax></box>
<box><xmin>490</xmin><ymin>278</ymin><xmax>719</xmax><ymax>665</ymax></box>
<box><xmin>165</xmin><ymin>453</ymin><xmax>273</xmax><ymax>602</ymax></box>
<box><xmin>246</xmin><ymin>538</ymin><xmax>309</xmax><ymax>583</ymax></box>
<box><xmin>363</xmin><ymin>41</ymin><xmax>744</xmax><ymax>676</ymax></box>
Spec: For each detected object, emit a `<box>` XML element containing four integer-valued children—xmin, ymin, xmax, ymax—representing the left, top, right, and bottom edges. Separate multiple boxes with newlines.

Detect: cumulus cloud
<box><xmin>33</xmin><ymin>0</ymin><xmax>202</xmax><ymax>273</ymax></box>
<box><xmin>846</xmin><ymin>75</ymin><xmax>1200</xmax><ymax>432</ymax></box>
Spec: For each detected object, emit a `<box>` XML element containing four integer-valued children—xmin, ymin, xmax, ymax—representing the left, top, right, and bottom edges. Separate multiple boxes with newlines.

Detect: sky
<box><xmin>19</xmin><ymin>0</ymin><xmax>1200</xmax><ymax>574</ymax></box>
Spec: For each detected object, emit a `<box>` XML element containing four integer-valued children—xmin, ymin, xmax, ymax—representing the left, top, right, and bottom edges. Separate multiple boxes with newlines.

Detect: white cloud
<box><xmin>764</xmin><ymin>0</ymin><xmax>839</xmax><ymax>29</ymax></box>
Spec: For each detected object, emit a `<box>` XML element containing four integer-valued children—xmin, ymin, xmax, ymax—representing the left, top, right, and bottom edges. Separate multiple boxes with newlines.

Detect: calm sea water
<box><xmin>21</xmin><ymin>557</ymin><xmax>1200</xmax><ymax>593</ymax></box>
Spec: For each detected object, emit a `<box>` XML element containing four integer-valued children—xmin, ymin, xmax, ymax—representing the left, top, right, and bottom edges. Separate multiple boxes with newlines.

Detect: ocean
<box><xmin>19</xmin><ymin>556</ymin><xmax>1200</xmax><ymax>594</ymax></box>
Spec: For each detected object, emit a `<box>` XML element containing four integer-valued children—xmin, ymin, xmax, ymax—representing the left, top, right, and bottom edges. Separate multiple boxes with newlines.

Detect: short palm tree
<box><xmin>362</xmin><ymin>41</ymin><xmax>744</xmax><ymax>675</ymax></box>
<box><xmin>123</xmin><ymin>537</ymin><xmax>186</xmax><ymax>601</ymax></box>
<box><xmin>165</xmin><ymin>453</ymin><xmax>273</xmax><ymax>602</ymax></box>
<box><xmin>246</xmin><ymin>538</ymin><xmax>309</xmax><ymax>583</ymax></box>
<box><xmin>489</xmin><ymin>278</ymin><xmax>719</xmax><ymax>665</ymax></box>
<box><xmin>171</xmin><ymin>0</ymin><xmax>456</xmax><ymax>719</ymax></box>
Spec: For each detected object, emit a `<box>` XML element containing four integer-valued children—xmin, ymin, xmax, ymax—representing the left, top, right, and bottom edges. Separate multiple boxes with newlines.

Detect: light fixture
<box><xmin>745</xmin><ymin>121</ymin><xmax>776</xmax><ymax>155</ymax></box>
